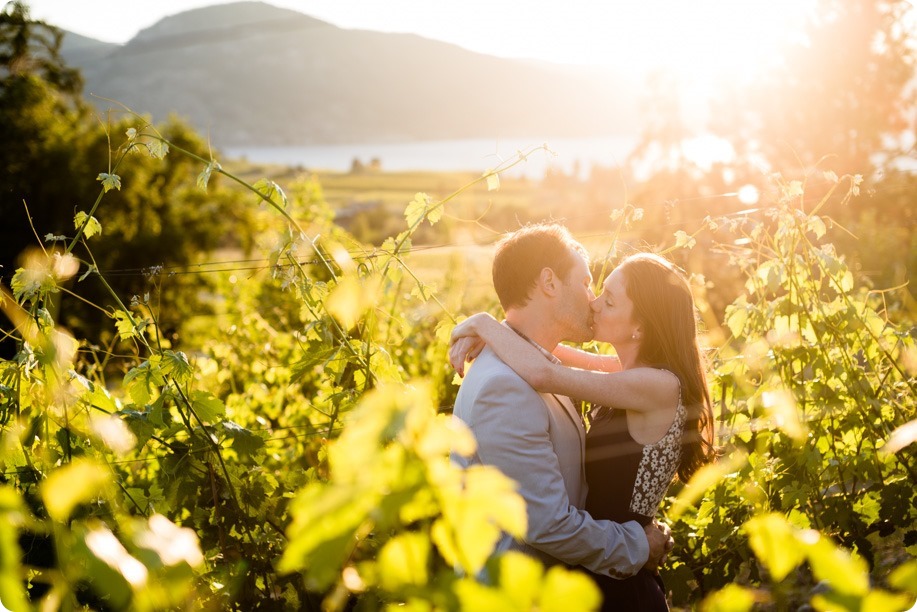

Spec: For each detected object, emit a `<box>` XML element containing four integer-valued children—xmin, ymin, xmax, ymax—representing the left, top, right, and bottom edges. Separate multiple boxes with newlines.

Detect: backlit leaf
<box><xmin>190</xmin><ymin>390</ymin><xmax>225</xmax><ymax>423</ymax></box>
<box><xmin>113</xmin><ymin>310</ymin><xmax>139</xmax><ymax>340</ymax></box>
<box><xmin>484</xmin><ymin>170</ymin><xmax>500</xmax><ymax>191</ymax></box>
<box><xmin>0</xmin><ymin>487</ymin><xmax>28</xmax><ymax>612</ymax></box>
<box><xmin>454</xmin><ymin>578</ymin><xmax>516</xmax><ymax>610</ymax></box>
<box><xmin>135</xmin><ymin>514</ymin><xmax>205</xmax><ymax>567</ymax></box>
<box><xmin>668</xmin><ymin>452</ymin><xmax>746</xmax><ymax>521</ymax></box>
<box><xmin>404</xmin><ymin>192</ymin><xmax>434</xmax><ymax>227</ymax></box>
<box><xmin>888</xmin><ymin>559</ymin><xmax>917</xmax><ymax>593</ymax></box>
<box><xmin>74</xmin><ymin>211</ymin><xmax>103</xmax><ymax>239</ymax></box>
<box><xmin>700</xmin><ymin>584</ymin><xmax>756</xmax><ymax>612</ymax></box>
<box><xmin>326</xmin><ymin>274</ymin><xmax>380</xmax><ymax>330</ymax></box>
<box><xmin>161</xmin><ymin>350</ymin><xmax>192</xmax><ymax>384</ymax></box>
<box><xmin>674</xmin><ymin>230</ymin><xmax>696</xmax><ymax>250</ymax></box>
<box><xmin>147</xmin><ymin>139</ymin><xmax>169</xmax><ymax>159</ymax></box>
<box><xmin>97</xmin><ymin>172</ymin><xmax>121</xmax><ymax>192</ymax></box>
<box><xmin>805</xmin><ymin>533</ymin><xmax>869</xmax><ymax>596</ymax></box>
<box><xmin>377</xmin><ymin>532</ymin><xmax>430</xmax><ymax>590</ymax></box>
<box><xmin>197</xmin><ymin>160</ymin><xmax>221</xmax><ymax>192</ymax></box>
<box><xmin>539</xmin><ymin>564</ymin><xmax>602</xmax><ymax>612</ymax></box>
<box><xmin>744</xmin><ymin>513</ymin><xmax>804</xmax><ymax>582</ymax></box>
<box><xmin>41</xmin><ymin>459</ymin><xmax>111</xmax><ymax>522</ymax></box>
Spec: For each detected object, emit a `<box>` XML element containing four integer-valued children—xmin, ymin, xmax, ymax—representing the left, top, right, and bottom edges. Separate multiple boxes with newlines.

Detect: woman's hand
<box><xmin>449</xmin><ymin>336</ymin><xmax>484</xmax><ymax>377</ymax></box>
<box><xmin>448</xmin><ymin>313</ymin><xmax>497</xmax><ymax>377</ymax></box>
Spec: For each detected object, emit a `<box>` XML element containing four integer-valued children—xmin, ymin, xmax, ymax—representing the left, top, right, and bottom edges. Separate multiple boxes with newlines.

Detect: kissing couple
<box><xmin>449</xmin><ymin>223</ymin><xmax>717</xmax><ymax>611</ymax></box>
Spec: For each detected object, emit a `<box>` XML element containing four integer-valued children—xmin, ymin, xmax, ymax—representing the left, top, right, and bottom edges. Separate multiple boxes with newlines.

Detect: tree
<box><xmin>0</xmin><ymin>1</ymin><xmax>252</xmax><ymax>346</ymax></box>
<box><xmin>711</xmin><ymin>0</ymin><xmax>915</xmax><ymax>177</ymax></box>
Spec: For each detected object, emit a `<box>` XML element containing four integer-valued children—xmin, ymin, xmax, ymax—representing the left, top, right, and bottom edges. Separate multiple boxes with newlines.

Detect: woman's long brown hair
<box><xmin>619</xmin><ymin>253</ymin><xmax>716</xmax><ymax>482</ymax></box>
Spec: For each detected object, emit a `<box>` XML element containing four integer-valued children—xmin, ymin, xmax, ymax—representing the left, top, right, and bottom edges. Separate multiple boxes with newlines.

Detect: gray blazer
<box><xmin>451</xmin><ymin>346</ymin><xmax>649</xmax><ymax>577</ymax></box>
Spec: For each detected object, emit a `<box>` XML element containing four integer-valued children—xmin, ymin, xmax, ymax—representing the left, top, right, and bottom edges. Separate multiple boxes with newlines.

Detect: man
<box><xmin>451</xmin><ymin>223</ymin><xmax>671</xmax><ymax>578</ymax></box>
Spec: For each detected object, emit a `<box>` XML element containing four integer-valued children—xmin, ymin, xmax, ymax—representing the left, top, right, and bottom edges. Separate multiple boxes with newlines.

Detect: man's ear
<box><xmin>539</xmin><ymin>267</ymin><xmax>558</xmax><ymax>296</ymax></box>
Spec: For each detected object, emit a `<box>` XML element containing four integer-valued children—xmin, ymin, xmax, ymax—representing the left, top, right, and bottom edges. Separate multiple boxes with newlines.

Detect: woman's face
<box><xmin>590</xmin><ymin>267</ymin><xmax>639</xmax><ymax>345</ymax></box>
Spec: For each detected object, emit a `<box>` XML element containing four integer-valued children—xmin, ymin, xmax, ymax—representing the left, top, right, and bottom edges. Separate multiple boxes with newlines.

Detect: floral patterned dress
<box><xmin>583</xmin><ymin>374</ymin><xmax>686</xmax><ymax>611</ymax></box>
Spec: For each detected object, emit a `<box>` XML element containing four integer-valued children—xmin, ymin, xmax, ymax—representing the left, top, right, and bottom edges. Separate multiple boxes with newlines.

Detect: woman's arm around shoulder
<box><xmin>552</xmin><ymin>344</ymin><xmax>622</xmax><ymax>373</ymax></box>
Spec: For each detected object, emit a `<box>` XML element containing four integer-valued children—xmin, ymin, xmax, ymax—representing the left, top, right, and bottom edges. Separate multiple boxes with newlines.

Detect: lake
<box><xmin>221</xmin><ymin>136</ymin><xmax>640</xmax><ymax>179</ymax></box>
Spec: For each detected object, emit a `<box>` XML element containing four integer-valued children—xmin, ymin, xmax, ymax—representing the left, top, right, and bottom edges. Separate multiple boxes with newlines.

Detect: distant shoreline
<box><xmin>221</xmin><ymin>136</ymin><xmax>639</xmax><ymax>179</ymax></box>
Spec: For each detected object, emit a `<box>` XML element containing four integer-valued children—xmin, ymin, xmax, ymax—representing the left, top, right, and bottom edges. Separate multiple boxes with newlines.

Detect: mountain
<box><xmin>59</xmin><ymin>1</ymin><xmax>642</xmax><ymax>147</ymax></box>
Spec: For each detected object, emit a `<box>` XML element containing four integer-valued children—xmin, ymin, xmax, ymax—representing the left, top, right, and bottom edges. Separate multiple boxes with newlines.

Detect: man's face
<box><xmin>555</xmin><ymin>248</ymin><xmax>596</xmax><ymax>343</ymax></box>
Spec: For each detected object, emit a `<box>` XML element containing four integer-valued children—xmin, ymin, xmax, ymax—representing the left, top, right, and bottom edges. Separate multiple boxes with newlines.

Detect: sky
<box><xmin>25</xmin><ymin>0</ymin><xmax>816</xmax><ymax>80</ymax></box>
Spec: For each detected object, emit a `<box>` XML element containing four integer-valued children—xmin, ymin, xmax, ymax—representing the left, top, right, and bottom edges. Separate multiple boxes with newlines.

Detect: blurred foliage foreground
<box><xmin>0</xmin><ymin>120</ymin><xmax>915</xmax><ymax>611</ymax></box>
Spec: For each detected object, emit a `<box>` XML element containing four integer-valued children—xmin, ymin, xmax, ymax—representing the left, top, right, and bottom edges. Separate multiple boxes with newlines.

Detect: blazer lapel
<box><xmin>552</xmin><ymin>394</ymin><xmax>585</xmax><ymax>442</ymax></box>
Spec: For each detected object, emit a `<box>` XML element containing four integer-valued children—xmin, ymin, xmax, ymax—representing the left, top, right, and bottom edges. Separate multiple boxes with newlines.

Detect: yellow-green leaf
<box><xmin>0</xmin><ymin>487</ymin><xmax>28</xmax><ymax>612</ymax></box>
<box><xmin>41</xmin><ymin>459</ymin><xmax>111</xmax><ymax>522</ymax></box>
<box><xmin>326</xmin><ymin>274</ymin><xmax>380</xmax><ymax>329</ymax></box>
<box><xmin>805</xmin><ymin>535</ymin><xmax>869</xmax><ymax>596</ymax></box>
<box><xmin>197</xmin><ymin>160</ymin><xmax>221</xmax><ymax>192</ymax></box>
<box><xmin>744</xmin><ymin>513</ymin><xmax>804</xmax><ymax>582</ymax></box>
<box><xmin>485</xmin><ymin>170</ymin><xmax>500</xmax><ymax>192</ymax></box>
<box><xmin>377</xmin><ymin>532</ymin><xmax>430</xmax><ymax>591</ymax></box>
<box><xmin>674</xmin><ymin>230</ymin><xmax>696</xmax><ymax>250</ymax></box>
<box><xmin>669</xmin><ymin>452</ymin><xmax>746</xmax><ymax>521</ymax></box>
<box><xmin>190</xmin><ymin>390</ymin><xmax>225</xmax><ymax>423</ymax></box>
<box><xmin>161</xmin><ymin>350</ymin><xmax>192</xmax><ymax>384</ymax></box>
<box><xmin>496</xmin><ymin>552</ymin><xmax>543</xmax><ymax>610</ymax></box>
<box><xmin>404</xmin><ymin>192</ymin><xmax>433</xmax><ymax>228</ymax></box>
<box><xmin>453</xmin><ymin>578</ymin><xmax>517</xmax><ymax>611</ymax></box>
<box><xmin>147</xmin><ymin>139</ymin><xmax>169</xmax><ymax>159</ymax></box>
<box><xmin>538</xmin><ymin>564</ymin><xmax>602</xmax><ymax>612</ymax></box>
<box><xmin>74</xmin><ymin>211</ymin><xmax>103</xmax><ymax>239</ymax></box>
<box><xmin>888</xmin><ymin>559</ymin><xmax>917</xmax><ymax>593</ymax></box>
<box><xmin>113</xmin><ymin>310</ymin><xmax>138</xmax><ymax>340</ymax></box>
<box><xmin>861</xmin><ymin>591</ymin><xmax>914</xmax><ymax>612</ymax></box>
<box><xmin>97</xmin><ymin>172</ymin><xmax>121</xmax><ymax>192</ymax></box>
<box><xmin>700</xmin><ymin>584</ymin><xmax>756</xmax><ymax>612</ymax></box>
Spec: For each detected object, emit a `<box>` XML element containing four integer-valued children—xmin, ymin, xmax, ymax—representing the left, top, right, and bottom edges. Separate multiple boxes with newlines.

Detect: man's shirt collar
<box><xmin>504</xmin><ymin>322</ymin><xmax>561</xmax><ymax>364</ymax></box>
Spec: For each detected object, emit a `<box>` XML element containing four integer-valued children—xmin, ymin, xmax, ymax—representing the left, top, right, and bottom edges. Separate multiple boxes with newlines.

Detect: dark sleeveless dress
<box><xmin>584</xmin><ymin>389</ymin><xmax>686</xmax><ymax>612</ymax></box>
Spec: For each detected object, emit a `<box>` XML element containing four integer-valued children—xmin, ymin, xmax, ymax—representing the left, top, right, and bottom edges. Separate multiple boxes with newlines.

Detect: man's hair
<box><xmin>492</xmin><ymin>223</ymin><xmax>587</xmax><ymax>311</ymax></box>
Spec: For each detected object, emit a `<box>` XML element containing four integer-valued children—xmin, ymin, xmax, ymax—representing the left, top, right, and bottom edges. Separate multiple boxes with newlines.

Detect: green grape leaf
<box><xmin>197</xmin><ymin>160</ymin><xmax>221</xmax><ymax>192</ymax></box>
<box><xmin>453</xmin><ymin>579</ymin><xmax>517</xmax><ymax>611</ymax></box>
<box><xmin>674</xmin><ymin>230</ymin><xmax>696</xmax><ymax>249</ymax></box>
<box><xmin>745</xmin><ymin>513</ymin><xmax>804</xmax><ymax>581</ymax></box>
<box><xmin>190</xmin><ymin>390</ymin><xmax>225</xmax><ymax>423</ymax></box>
<box><xmin>221</xmin><ymin>421</ymin><xmax>265</xmax><ymax>457</ymax></box>
<box><xmin>74</xmin><ymin>211</ymin><xmax>103</xmax><ymax>239</ymax></box>
<box><xmin>805</xmin><ymin>534</ymin><xmax>869</xmax><ymax>596</ymax></box>
<box><xmin>538</xmin><ymin>564</ymin><xmax>602</xmax><ymax>612</ymax></box>
<box><xmin>161</xmin><ymin>350</ymin><xmax>192</xmax><ymax>384</ymax></box>
<box><xmin>40</xmin><ymin>459</ymin><xmax>111</xmax><ymax>522</ymax></box>
<box><xmin>725</xmin><ymin>303</ymin><xmax>749</xmax><ymax>339</ymax></box>
<box><xmin>700</xmin><ymin>584</ymin><xmax>757</xmax><ymax>612</ymax></box>
<box><xmin>484</xmin><ymin>170</ymin><xmax>500</xmax><ymax>192</ymax></box>
<box><xmin>0</xmin><ymin>487</ymin><xmax>29</xmax><ymax>611</ymax></box>
<box><xmin>404</xmin><ymin>192</ymin><xmax>432</xmax><ymax>228</ymax></box>
<box><xmin>807</xmin><ymin>215</ymin><xmax>827</xmax><ymax>239</ymax></box>
<box><xmin>113</xmin><ymin>310</ymin><xmax>139</xmax><ymax>340</ymax></box>
<box><xmin>377</xmin><ymin>532</ymin><xmax>430</xmax><ymax>591</ymax></box>
<box><xmin>97</xmin><ymin>172</ymin><xmax>121</xmax><ymax>192</ymax></box>
<box><xmin>495</xmin><ymin>552</ymin><xmax>542</xmax><ymax>610</ymax></box>
<box><xmin>253</xmin><ymin>178</ymin><xmax>287</xmax><ymax>208</ymax></box>
<box><xmin>147</xmin><ymin>139</ymin><xmax>169</xmax><ymax>160</ymax></box>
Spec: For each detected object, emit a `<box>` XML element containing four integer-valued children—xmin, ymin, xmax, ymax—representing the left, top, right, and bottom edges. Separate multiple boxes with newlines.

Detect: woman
<box><xmin>449</xmin><ymin>252</ymin><xmax>716</xmax><ymax>611</ymax></box>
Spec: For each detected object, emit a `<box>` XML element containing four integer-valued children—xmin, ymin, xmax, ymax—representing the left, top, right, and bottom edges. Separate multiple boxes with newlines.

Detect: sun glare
<box><xmin>581</xmin><ymin>0</ymin><xmax>818</xmax><ymax>86</ymax></box>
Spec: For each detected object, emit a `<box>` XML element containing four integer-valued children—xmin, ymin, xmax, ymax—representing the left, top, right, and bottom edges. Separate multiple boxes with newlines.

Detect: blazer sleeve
<box><xmin>467</xmin><ymin>369</ymin><xmax>649</xmax><ymax>578</ymax></box>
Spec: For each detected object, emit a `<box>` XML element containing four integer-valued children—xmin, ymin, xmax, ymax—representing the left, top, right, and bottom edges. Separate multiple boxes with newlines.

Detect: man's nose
<box><xmin>589</xmin><ymin>296</ymin><xmax>600</xmax><ymax>311</ymax></box>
